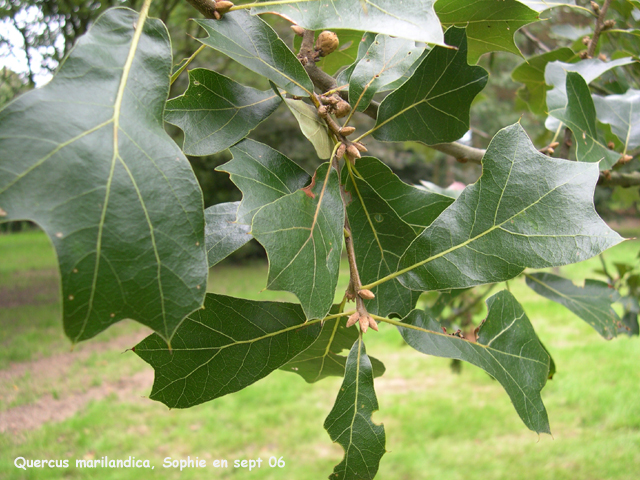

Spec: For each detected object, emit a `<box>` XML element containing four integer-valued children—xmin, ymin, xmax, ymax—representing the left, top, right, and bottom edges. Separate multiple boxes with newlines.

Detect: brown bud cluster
<box><xmin>590</xmin><ymin>1</ymin><xmax>600</xmax><ymax>14</ymax></box>
<box><xmin>345</xmin><ymin>144</ymin><xmax>361</xmax><ymax>164</ymax></box>
<box><xmin>603</xmin><ymin>19</ymin><xmax>616</xmax><ymax>30</ymax></box>
<box><xmin>340</xmin><ymin>126</ymin><xmax>356</xmax><ymax>136</ymax></box>
<box><xmin>345</xmin><ymin>312</ymin><xmax>378</xmax><ymax>333</ymax></box>
<box><xmin>316</xmin><ymin>31</ymin><xmax>339</xmax><ymax>57</ymax></box>
<box><xmin>334</xmin><ymin>100</ymin><xmax>351</xmax><ymax>118</ymax></box>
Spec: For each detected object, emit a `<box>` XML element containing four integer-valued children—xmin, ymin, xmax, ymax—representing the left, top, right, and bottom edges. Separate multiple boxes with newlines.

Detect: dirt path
<box><xmin>0</xmin><ymin>370</ymin><xmax>154</xmax><ymax>434</ymax></box>
<box><xmin>0</xmin><ymin>330</ymin><xmax>153</xmax><ymax>434</ymax></box>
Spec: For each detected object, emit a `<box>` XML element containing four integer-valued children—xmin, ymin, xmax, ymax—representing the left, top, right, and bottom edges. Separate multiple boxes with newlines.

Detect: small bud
<box><xmin>607</xmin><ymin>141</ymin><xmax>615</xmax><ymax>149</ymax></box>
<box><xmin>353</xmin><ymin>142</ymin><xmax>367</xmax><ymax>153</ymax></box>
<box><xmin>216</xmin><ymin>1</ymin><xmax>234</xmax><ymax>14</ymax></box>
<box><xmin>346</xmin><ymin>144</ymin><xmax>361</xmax><ymax>162</ymax></box>
<box><xmin>619</xmin><ymin>154</ymin><xmax>633</xmax><ymax>164</ymax></box>
<box><xmin>546</xmin><ymin>147</ymin><xmax>555</xmax><ymax>155</ymax></box>
<box><xmin>579</xmin><ymin>50</ymin><xmax>589</xmax><ymax>59</ymax></box>
<box><xmin>340</xmin><ymin>126</ymin><xmax>356</xmax><ymax>136</ymax></box>
<box><xmin>590</xmin><ymin>1</ymin><xmax>600</xmax><ymax>14</ymax></box>
<box><xmin>213</xmin><ymin>10</ymin><xmax>221</xmax><ymax>20</ymax></box>
<box><xmin>346</xmin><ymin>312</ymin><xmax>359</xmax><ymax>328</ymax></box>
<box><xmin>317</xmin><ymin>105</ymin><xmax>328</xmax><ymax>117</ymax></box>
<box><xmin>603</xmin><ymin>19</ymin><xmax>616</xmax><ymax>30</ymax></box>
<box><xmin>358</xmin><ymin>289</ymin><xmax>375</xmax><ymax>300</ymax></box>
<box><xmin>316</xmin><ymin>31</ymin><xmax>339</xmax><ymax>57</ymax></box>
<box><xmin>602</xmin><ymin>169</ymin><xmax>612</xmax><ymax>180</ymax></box>
<box><xmin>334</xmin><ymin>100</ymin><xmax>351</xmax><ymax>118</ymax></box>
<box><xmin>598</xmin><ymin>53</ymin><xmax>608</xmax><ymax>62</ymax></box>
<box><xmin>358</xmin><ymin>314</ymin><xmax>369</xmax><ymax>334</ymax></box>
<box><xmin>336</xmin><ymin>143</ymin><xmax>347</xmax><ymax>159</ymax></box>
<box><xmin>369</xmin><ymin>317</ymin><xmax>379</xmax><ymax>332</ymax></box>
<box><xmin>291</xmin><ymin>25</ymin><xmax>305</xmax><ymax>37</ymax></box>
<box><xmin>549</xmin><ymin>141</ymin><xmax>559</xmax><ymax>149</ymax></box>
<box><xmin>582</xmin><ymin>36</ymin><xmax>591</xmax><ymax>46</ymax></box>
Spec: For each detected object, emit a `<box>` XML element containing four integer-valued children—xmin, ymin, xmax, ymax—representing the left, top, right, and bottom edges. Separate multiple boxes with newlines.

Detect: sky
<box><xmin>0</xmin><ymin>6</ymin><xmax>61</xmax><ymax>87</ymax></box>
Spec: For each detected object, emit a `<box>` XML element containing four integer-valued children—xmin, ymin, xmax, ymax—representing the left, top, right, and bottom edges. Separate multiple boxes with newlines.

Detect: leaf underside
<box><xmin>204</xmin><ymin>202</ymin><xmax>252</xmax><ymax>267</ymax></box>
<box><xmin>0</xmin><ymin>8</ymin><xmax>207</xmax><ymax>343</ymax></box>
<box><xmin>252</xmin><ymin>0</ymin><xmax>444</xmax><ymax>46</ymax></box>
<box><xmin>399</xmin><ymin>290</ymin><xmax>551</xmax><ymax>434</ymax></box>
<box><xmin>526</xmin><ymin>272</ymin><xmax>622</xmax><ymax>339</ymax></box>
<box><xmin>135</xmin><ymin>293</ymin><xmax>322</xmax><ymax>409</ymax></box>
<box><xmin>397</xmin><ymin>123</ymin><xmax>623</xmax><ymax>292</ymax></box>
<box><xmin>593</xmin><ymin>89</ymin><xmax>640</xmax><ymax>151</ymax></box>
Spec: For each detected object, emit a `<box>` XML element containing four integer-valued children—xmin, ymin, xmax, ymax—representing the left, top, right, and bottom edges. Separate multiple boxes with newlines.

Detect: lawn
<box><xmin>1</xmin><ymin>228</ymin><xmax>639</xmax><ymax>479</ymax></box>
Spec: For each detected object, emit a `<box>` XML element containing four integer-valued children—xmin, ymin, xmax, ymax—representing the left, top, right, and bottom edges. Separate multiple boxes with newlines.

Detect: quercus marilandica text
<box><xmin>0</xmin><ymin>0</ymin><xmax>638</xmax><ymax>478</ymax></box>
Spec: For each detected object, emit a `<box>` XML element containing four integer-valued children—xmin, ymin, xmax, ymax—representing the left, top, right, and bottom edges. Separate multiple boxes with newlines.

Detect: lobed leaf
<box><xmin>593</xmin><ymin>89</ymin><xmax>640</xmax><ymax>151</ymax></box>
<box><xmin>396</xmin><ymin>123</ymin><xmax>623</xmax><ymax>292</ymax></box>
<box><xmin>399</xmin><ymin>290</ymin><xmax>551</xmax><ymax>433</ymax></box>
<box><xmin>0</xmin><ymin>8</ymin><xmax>207</xmax><ymax>343</ymax></box>
<box><xmin>324</xmin><ymin>338</ymin><xmax>386</xmax><ymax>480</ymax></box>
<box><xmin>550</xmin><ymin>72</ymin><xmax>619</xmax><ymax>169</ymax></box>
<box><xmin>134</xmin><ymin>293</ymin><xmax>322</xmax><ymax>409</ymax></box>
<box><xmin>544</xmin><ymin>57</ymin><xmax>635</xmax><ymax>132</ymax></box>
<box><xmin>165</xmin><ymin>68</ymin><xmax>281</xmax><ymax>156</ymax></box>
<box><xmin>525</xmin><ymin>272</ymin><xmax>622</xmax><ymax>339</ymax></box>
<box><xmin>252</xmin><ymin>163</ymin><xmax>344</xmax><ymax>320</ymax></box>
<box><xmin>218</xmin><ymin>139</ymin><xmax>310</xmax><ymax>225</ymax></box>
<box><xmin>372</xmin><ymin>27</ymin><xmax>488</xmax><ymax>145</ymax></box>
<box><xmin>336</xmin><ymin>33</ymin><xmax>376</xmax><ymax>87</ymax></box>
<box><xmin>282</xmin><ymin>313</ymin><xmax>385</xmax><ymax>382</ymax></box>
<box><xmin>344</xmin><ymin>158</ymin><xmax>452</xmax><ymax>317</ymax></box>
<box><xmin>511</xmin><ymin>48</ymin><xmax>575</xmax><ymax>115</ymax></box>
<box><xmin>435</xmin><ymin>0</ymin><xmax>539</xmax><ymax>63</ymax></box>
<box><xmin>251</xmin><ymin>0</ymin><xmax>444</xmax><ymax>46</ymax></box>
<box><xmin>348</xmin><ymin>35</ymin><xmax>424</xmax><ymax>112</ymax></box>
<box><xmin>204</xmin><ymin>202</ymin><xmax>252</xmax><ymax>267</ymax></box>
<box><xmin>194</xmin><ymin>11</ymin><xmax>313</xmax><ymax>96</ymax></box>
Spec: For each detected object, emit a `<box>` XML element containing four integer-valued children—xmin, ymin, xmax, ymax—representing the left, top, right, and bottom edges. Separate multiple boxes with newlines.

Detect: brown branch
<box><xmin>558</xmin><ymin>127</ymin><xmax>573</xmax><ymax>159</ymax></box>
<box><xmin>184</xmin><ymin>0</ymin><xmax>219</xmax><ymax>17</ymax></box>
<box><xmin>598</xmin><ymin>171</ymin><xmax>640</xmax><ymax>187</ymax></box>
<box><xmin>587</xmin><ymin>0</ymin><xmax>613</xmax><ymax>58</ymax></box>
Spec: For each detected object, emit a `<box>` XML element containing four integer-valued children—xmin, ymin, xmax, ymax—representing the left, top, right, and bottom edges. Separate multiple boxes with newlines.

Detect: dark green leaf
<box><xmin>344</xmin><ymin>157</ymin><xmax>452</xmax><ymax>317</ymax></box>
<box><xmin>525</xmin><ymin>272</ymin><xmax>622</xmax><ymax>340</ymax></box>
<box><xmin>252</xmin><ymin>0</ymin><xmax>444</xmax><ymax>46</ymax></box>
<box><xmin>134</xmin><ymin>293</ymin><xmax>322</xmax><ymax>408</ymax></box>
<box><xmin>435</xmin><ymin>0</ymin><xmax>539</xmax><ymax>63</ymax></box>
<box><xmin>544</xmin><ymin>57</ymin><xmax>634</xmax><ymax>132</ymax></box>
<box><xmin>282</xmin><ymin>314</ymin><xmax>385</xmax><ymax>382</ymax></box>
<box><xmin>0</xmin><ymin>8</ymin><xmax>206</xmax><ymax>343</ymax></box>
<box><xmin>549</xmin><ymin>72</ymin><xmax>619</xmax><ymax>169</ymax></box>
<box><xmin>372</xmin><ymin>27</ymin><xmax>488</xmax><ymax>145</ymax></box>
<box><xmin>165</xmin><ymin>68</ymin><xmax>281</xmax><ymax>156</ymax></box>
<box><xmin>349</xmin><ymin>35</ymin><xmax>424</xmax><ymax>112</ymax></box>
<box><xmin>324</xmin><ymin>338</ymin><xmax>386</xmax><ymax>480</ymax></box>
<box><xmin>511</xmin><ymin>48</ymin><xmax>575</xmax><ymax>115</ymax></box>
<box><xmin>252</xmin><ymin>163</ymin><xmax>344</xmax><ymax>320</ymax></box>
<box><xmin>204</xmin><ymin>202</ymin><xmax>252</xmax><ymax>267</ymax></box>
<box><xmin>399</xmin><ymin>290</ymin><xmax>551</xmax><ymax>433</ymax></box>
<box><xmin>194</xmin><ymin>11</ymin><xmax>313</xmax><ymax>96</ymax></box>
<box><xmin>395</xmin><ymin>123</ymin><xmax>623</xmax><ymax>292</ymax></box>
<box><xmin>593</xmin><ymin>89</ymin><xmax>640</xmax><ymax>151</ymax></box>
<box><xmin>218</xmin><ymin>139</ymin><xmax>310</xmax><ymax>225</ymax></box>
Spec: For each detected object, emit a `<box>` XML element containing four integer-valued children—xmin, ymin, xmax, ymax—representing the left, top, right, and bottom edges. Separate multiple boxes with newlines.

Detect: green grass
<box><xmin>1</xmin><ymin>229</ymin><xmax>639</xmax><ymax>479</ymax></box>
